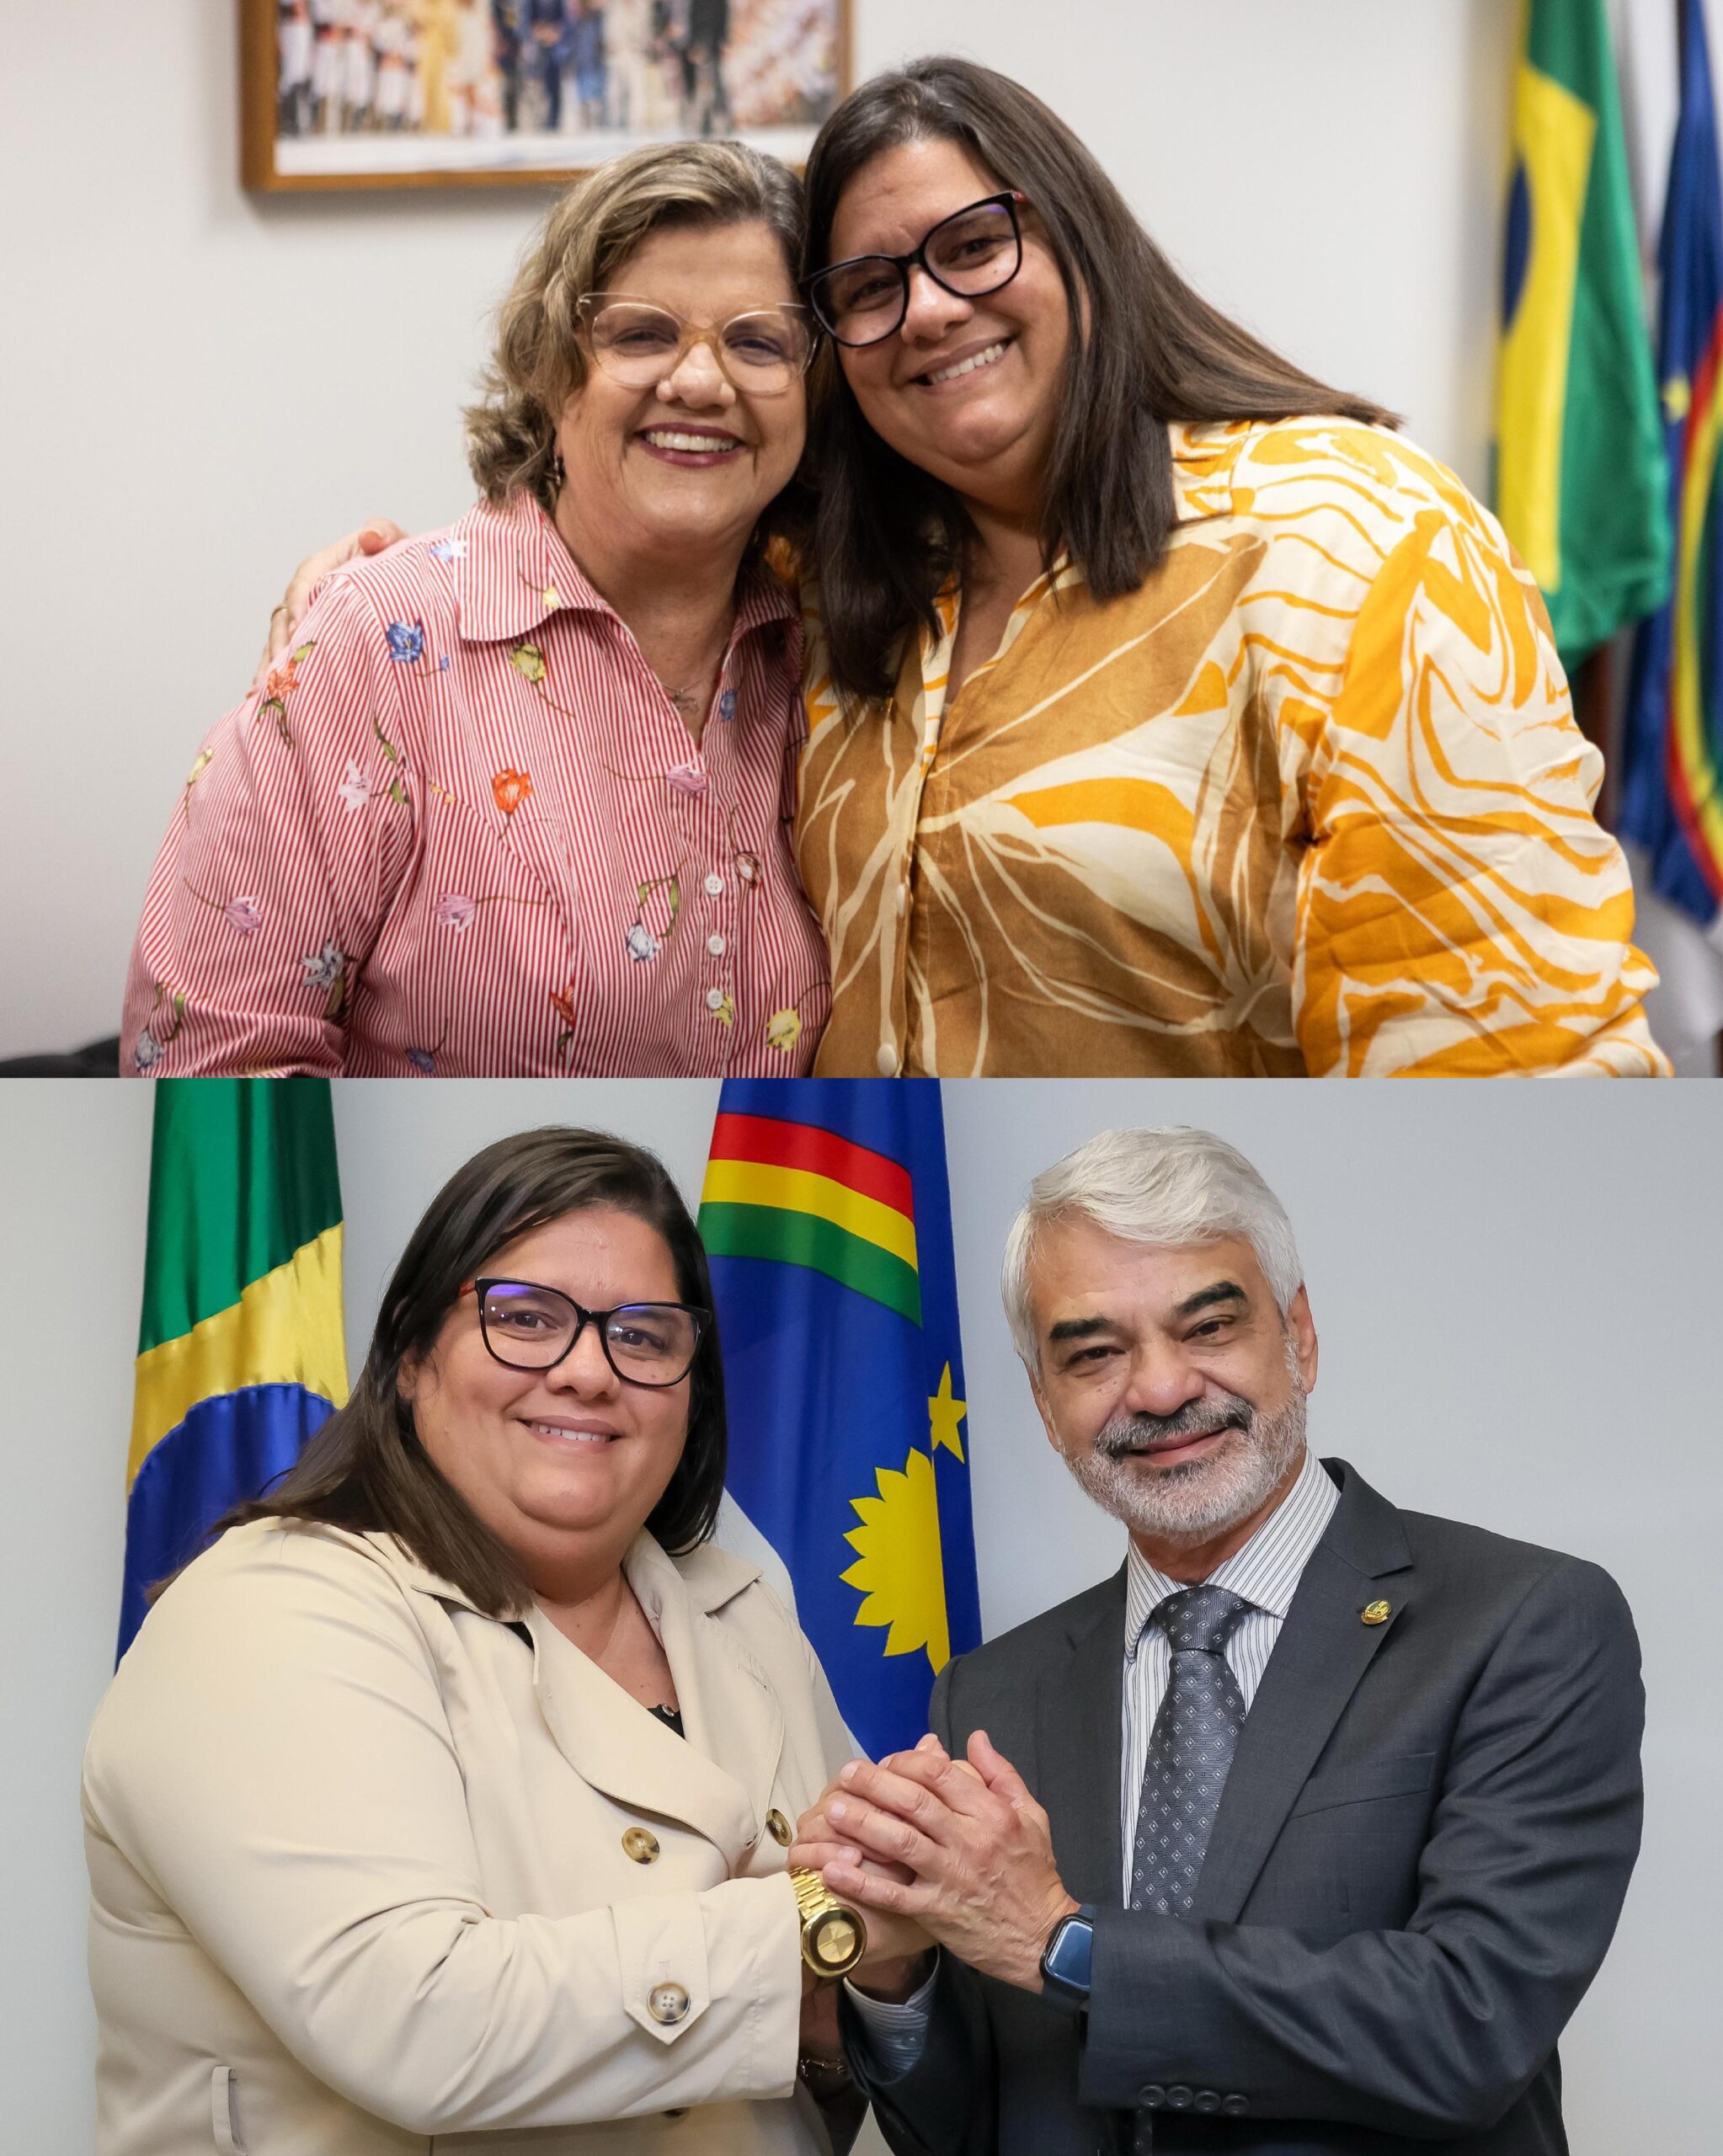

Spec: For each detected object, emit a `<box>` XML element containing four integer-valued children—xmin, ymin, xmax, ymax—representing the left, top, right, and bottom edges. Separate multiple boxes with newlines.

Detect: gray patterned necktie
<box><xmin>1128</xmin><ymin>1584</ymin><xmax>1252</xmax><ymax>1916</ymax></box>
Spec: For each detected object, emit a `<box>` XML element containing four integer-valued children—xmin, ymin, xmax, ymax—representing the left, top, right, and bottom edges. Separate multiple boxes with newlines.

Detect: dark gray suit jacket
<box><xmin>842</xmin><ymin>1460</ymin><xmax>1643</xmax><ymax>2156</ymax></box>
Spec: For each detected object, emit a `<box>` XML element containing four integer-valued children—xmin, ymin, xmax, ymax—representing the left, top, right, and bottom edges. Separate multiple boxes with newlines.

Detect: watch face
<box><xmin>810</xmin><ymin>1908</ymin><xmax>862</xmax><ymax>1972</ymax></box>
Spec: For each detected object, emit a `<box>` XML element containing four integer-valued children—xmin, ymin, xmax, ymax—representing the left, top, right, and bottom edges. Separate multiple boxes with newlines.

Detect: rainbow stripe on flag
<box><xmin>699</xmin><ymin>1109</ymin><xmax>920</xmax><ymax>1325</ymax></box>
<box><xmin>701</xmin><ymin>1081</ymin><xmax>980</xmax><ymax>1760</ymax></box>
<box><xmin>120</xmin><ymin>1081</ymin><xmax>348</xmax><ymax>1658</ymax></box>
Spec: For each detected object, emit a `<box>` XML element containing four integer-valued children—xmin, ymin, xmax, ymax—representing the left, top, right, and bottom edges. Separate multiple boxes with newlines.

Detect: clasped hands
<box><xmin>791</xmin><ymin>1730</ymin><xmax>1079</xmax><ymax>1997</ymax></box>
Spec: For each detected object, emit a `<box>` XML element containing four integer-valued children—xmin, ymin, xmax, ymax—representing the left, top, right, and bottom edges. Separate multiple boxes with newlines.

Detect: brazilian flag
<box><xmin>701</xmin><ymin>1080</ymin><xmax>982</xmax><ymax>1761</ymax></box>
<box><xmin>1495</xmin><ymin>0</ymin><xmax>1669</xmax><ymax>668</ymax></box>
<box><xmin>120</xmin><ymin>1081</ymin><xmax>348</xmax><ymax>1659</ymax></box>
<box><xmin>1621</xmin><ymin>0</ymin><xmax>1723</xmax><ymax>928</ymax></box>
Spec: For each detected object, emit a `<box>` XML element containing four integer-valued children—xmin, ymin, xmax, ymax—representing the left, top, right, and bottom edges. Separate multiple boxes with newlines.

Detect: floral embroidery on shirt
<box><xmin>185</xmin><ymin>883</ymin><xmax>262</xmax><ymax>936</ymax></box>
<box><xmin>429</xmin><ymin>537</ymin><xmax>467</xmax><ymax>563</ymax></box>
<box><xmin>404</xmin><ymin>1028</ymin><xmax>447</xmax><ymax>1074</ymax></box>
<box><xmin>370</xmin><ymin>715</ymin><xmax>409</xmax><ymax>806</ymax></box>
<box><xmin>385</xmin><ymin>620</ymin><xmax>449</xmax><ymax>675</ymax></box>
<box><xmin>492</xmin><ymin>768</ymin><xmax>533</xmax><ymax>830</ymax></box>
<box><xmin>435</xmin><ymin>890</ymin><xmax>549</xmax><ymax>931</ymax></box>
<box><xmin>135</xmin><ymin>983</ymin><xmax>187</xmax><ymax>1070</ymax></box>
<box><xmin>259</xmin><ymin>642</ymin><xmax>315</xmax><ymax>743</ymax></box>
<box><xmin>300</xmin><ymin>938</ymin><xmax>347</xmax><ymax>1021</ymax></box>
<box><xmin>765</xmin><ymin>1006</ymin><xmax>802</xmax><ymax>1054</ymax></box>
<box><xmin>629</xmin><ymin>870</ymin><xmax>681</xmax><ymax>960</ymax></box>
<box><xmin>518</xmin><ymin>564</ymin><xmax>560</xmax><ymax>610</ymax></box>
<box><xmin>549</xmin><ymin>982</ymin><xmax>582</xmax><ymax>1063</ymax></box>
<box><xmin>509</xmin><ymin>638</ymin><xmax>577</xmax><ymax>717</ymax></box>
<box><xmin>338</xmin><ymin>760</ymin><xmax>371</xmax><ymax>814</ymax></box>
<box><xmin>719</xmin><ymin>689</ymin><xmax>738</xmax><ymax>722</ymax></box>
<box><xmin>712</xmin><ymin>991</ymin><xmax>735</xmax><ymax>1028</ymax></box>
<box><xmin>184</xmin><ymin>746</ymin><xmax>213</xmax><ymax>793</ymax></box>
<box><xmin>666</xmin><ymin>764</ymin><xmax>708</xmax><ymax>797</ymax></box>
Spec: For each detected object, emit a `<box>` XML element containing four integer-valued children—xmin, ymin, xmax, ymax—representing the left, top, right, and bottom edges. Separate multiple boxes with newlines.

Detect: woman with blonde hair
<box><xmin>124</xmin><ymin>141</ymin><xmax>828</xmax><ymax>1076</ymax></box>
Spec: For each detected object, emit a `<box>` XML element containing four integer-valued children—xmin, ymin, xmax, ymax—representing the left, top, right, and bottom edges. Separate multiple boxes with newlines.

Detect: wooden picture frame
<box><xmin>240</xmin><ymin>0</ymin><xmax>853</xmax><ymax>195</ymax></box>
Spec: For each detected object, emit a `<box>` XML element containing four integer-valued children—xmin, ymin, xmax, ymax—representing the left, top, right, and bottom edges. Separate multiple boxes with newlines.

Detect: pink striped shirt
<box><xmin>122</xmin><ymin>492</ymin><xmax>830</xmax><ymax>1075</ymax></box>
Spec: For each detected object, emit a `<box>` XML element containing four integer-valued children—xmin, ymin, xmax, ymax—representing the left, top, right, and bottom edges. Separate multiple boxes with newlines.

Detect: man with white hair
<box><xmin>792</xmin><ymin>1126</ymin><xmax>1644</xmax><ymax>2156</ymax></box>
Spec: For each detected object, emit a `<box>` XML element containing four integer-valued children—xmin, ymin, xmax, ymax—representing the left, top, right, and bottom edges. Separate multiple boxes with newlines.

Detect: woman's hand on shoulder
<box><xmin>253</xmin><ymin>520</ymin><xmax>408</xmax><ymax>688</ymax></box>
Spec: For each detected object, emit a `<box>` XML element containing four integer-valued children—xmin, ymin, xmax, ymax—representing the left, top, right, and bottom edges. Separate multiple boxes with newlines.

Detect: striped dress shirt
<box><xmin>122</xmin><ymin>491</ymin><xmax>830</xmax><ymax>1076</ymax></box>
<box><xmin>848</xmin><ymin>1449</ymin><xmax>1340</xmax><ymax>2067</ymax></box>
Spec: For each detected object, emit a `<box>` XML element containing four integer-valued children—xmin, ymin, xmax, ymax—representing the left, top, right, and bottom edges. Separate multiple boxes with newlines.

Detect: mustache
<box><xmin>1094</xmin><ymin>1397</ymin><xmax>1253</xmax><ymax>1457</ymax></box>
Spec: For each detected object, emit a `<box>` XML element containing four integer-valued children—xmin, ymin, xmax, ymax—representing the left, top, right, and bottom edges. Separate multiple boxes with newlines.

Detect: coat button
<box><xmin>648</xmin><ymin>1981</ymin><xmax>690</xmax><ymax>2024</ymax></box>
<box><xmin>1221</xmin><ymin>2095</ymin><xmax>1250</xmax><ymax>2116</ymax></box>
<box><xmin>1138</xmin><ymin>2086</ymin><xmax>1166</xmax><ymax>2108</ymax></box>
<box><xmin>765</xmin><ymin>1808</ymin><xmax>792</xmax><ymax>1846</ymax></box>
<box><xmin>1166</xmin><ymin>2086</ymin><xmax>1193</xmax><ymax>2109</ymax></box>
<box><xmin>621</xmin><ymin>1827</ymin><xmax>660</xmax><ymax>1864</ymax></box>
<box><xmin>1193</xmin><ymin>2090</ymin><xmax>1220</xmax><ymax>2113</ymax></box>
<box><xmin>876</xmin><ymin>1043</ymin><xmax>897</xmax><ymax>1075</ymax></box>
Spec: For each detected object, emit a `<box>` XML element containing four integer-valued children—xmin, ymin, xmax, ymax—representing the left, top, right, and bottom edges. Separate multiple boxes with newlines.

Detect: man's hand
<box><xmin>252</xmin><ymin>520</ymin><xmax>407</xmax><ymax>688</ymax></box>
<box><xmin>792</xmin><ymin>1753</ymin><xmax>941</xmax><ymax>1996</ymax></box>
<box><xmin>814</xmin><ymin>1730</ymin><xmax>1079</xmax><ymax>1993</ymax></box>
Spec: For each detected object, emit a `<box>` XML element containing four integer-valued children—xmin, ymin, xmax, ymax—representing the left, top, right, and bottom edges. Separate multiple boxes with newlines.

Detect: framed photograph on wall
<box><xmin>240</xmin><ymin>0</ymin><xmax>852</xmax><ymax>195</ymax></box>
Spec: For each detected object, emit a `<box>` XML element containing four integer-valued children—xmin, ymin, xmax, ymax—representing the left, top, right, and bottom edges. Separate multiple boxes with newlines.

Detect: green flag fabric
<box><xmin>1495</xmin><ymin>0</ymin><xmax>1670</xmax><ymax>669</ymax></box>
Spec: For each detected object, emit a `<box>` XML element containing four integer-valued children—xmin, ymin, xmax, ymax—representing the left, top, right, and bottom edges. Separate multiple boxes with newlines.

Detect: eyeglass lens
<box><xmin>478</xmin><ymin>1280</ymin><xmax>700</xmax><ymax>1385</ymax></box>
<box><xmin>811</xmin><ymin>200</ymin><xmax>1022</xmax><ymax>347</ymax></box>
<box><xmin>585</xmin><ymin>302</ymin><xmax>812</xmax><ymax>392</ymax></box>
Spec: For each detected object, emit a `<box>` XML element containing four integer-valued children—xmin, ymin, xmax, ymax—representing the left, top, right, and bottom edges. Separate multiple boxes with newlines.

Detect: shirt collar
<box><xmin>443</xmin><ymin>489</ymin><xmax>800</xmax><ymax>648</ymax></box>
<box><xmin>1123</xmin><ymin>1447</ymin><xmax>1340</xmax><ymax>1657</ymax></box>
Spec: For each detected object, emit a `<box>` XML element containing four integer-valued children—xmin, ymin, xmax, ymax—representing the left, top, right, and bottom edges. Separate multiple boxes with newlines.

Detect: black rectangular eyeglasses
<box><xmin>804</xmin><ymin>190</ymin><xmax>1029</xmax><ymax>348</ymax></box>
<box><xmin>462</xmin><ymin>1278</ymin><xmax>709</xmax><ymax>1388</ymax></box>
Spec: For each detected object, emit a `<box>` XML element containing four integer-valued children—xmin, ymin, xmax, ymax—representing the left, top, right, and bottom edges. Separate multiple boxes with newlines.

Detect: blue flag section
<box><xmin>701</xmin><ymin>1079</ymin><xmax>982</xmax><ymax>1762</ymax></box>
<box><xmin>1622</xmin><ymin>0</ymin><xmax>1723</xmax><ymax>926</ymax></box>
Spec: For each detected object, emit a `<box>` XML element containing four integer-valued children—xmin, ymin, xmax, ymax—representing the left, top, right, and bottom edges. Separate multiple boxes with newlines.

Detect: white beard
<box><xmin>1058</xmin><ymin>1350</ymin><xmax>1308</xmax><ymax>1548</ymax></box>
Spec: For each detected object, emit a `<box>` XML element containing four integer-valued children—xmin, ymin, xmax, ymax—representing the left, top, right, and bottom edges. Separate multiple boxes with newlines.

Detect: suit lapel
<box><xmin>1193</xmin><ymin>1461</ymin><xmax>1413</xmax><ymax>1923</ymax></box>
<box><xmin>1035</xmin><ymin>1572</ymin><xmax>1127</xmax><ymax>1908</ymax></box>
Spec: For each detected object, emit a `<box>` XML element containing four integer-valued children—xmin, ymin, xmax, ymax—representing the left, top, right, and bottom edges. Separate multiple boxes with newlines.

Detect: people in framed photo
<box><xmin>242</xmin><ymin>0</ymin><xmax>850</xmax><ymax>191</ymax></box>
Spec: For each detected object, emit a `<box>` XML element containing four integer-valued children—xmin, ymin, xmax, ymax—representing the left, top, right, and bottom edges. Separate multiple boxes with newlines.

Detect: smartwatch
<box><xmin>1038</xmin><ymin>1904</ymin><xmax>1096</xmax><ymax>2013</ymax></box>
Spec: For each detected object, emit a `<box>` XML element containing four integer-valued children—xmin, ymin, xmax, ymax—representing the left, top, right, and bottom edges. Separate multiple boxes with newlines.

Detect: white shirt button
<box><xmin>706</xmin><ymin>987</ymin><xmax>728</xmax><ymax>1011</ymax></box>
<box><xmin>707</xmin><ymin>934</ymin><xmax>727</xmax><ymax>956</ymax></box>
<box><xmin>703</xmin><ymin>873</ymin><xmax>725</xmax><ymax>897</ymax></box>
<box><xmin>876</xmin><ymin>1043</ymin><xmax>897</xmax><ymax>1076</ymax></box>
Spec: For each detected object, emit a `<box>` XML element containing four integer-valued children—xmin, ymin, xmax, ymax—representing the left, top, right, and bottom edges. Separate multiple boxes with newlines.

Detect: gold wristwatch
<box><xmin>790</xmin><ymin>1866</ymin><xmax>867</xmax><ymax>1977</ymax></box>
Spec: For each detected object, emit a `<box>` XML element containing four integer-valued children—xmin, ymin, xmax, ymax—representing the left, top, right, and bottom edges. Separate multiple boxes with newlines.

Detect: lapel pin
<box><xmin>1361</xmin><ymin>1599</ymin><xmax>1392</xmax><ymax>1626</ymax></box>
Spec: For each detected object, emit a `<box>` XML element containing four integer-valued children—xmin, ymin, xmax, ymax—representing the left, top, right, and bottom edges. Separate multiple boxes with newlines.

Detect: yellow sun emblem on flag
<box><xmin>840</xmin><ymin>1364</ymin><xmax>968</xmax><ymax>1675</ymax></box>
<box><xmin>841</xmin><ymin>1449</ymin><xmax>951</xmax><ymax>1673</ymax></box>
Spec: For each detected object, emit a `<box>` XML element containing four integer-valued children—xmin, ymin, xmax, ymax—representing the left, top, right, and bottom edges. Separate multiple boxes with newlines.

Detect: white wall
<box><xmin>1</xmin><ymin>0</ymin><xmax>1518</xmax><ymax>1055</ymax></box>
<box><xmin>4</xmin><ymin>1077</ymin><xmax>1720</xmax><ymax>2151</ymax></box>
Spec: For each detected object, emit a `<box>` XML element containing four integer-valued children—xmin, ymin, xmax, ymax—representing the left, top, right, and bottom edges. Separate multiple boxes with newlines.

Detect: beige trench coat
<box><xmin>83</xmin><ymin>1519</ymin><xmax>856</xmax><ymax>2156</ymax></box>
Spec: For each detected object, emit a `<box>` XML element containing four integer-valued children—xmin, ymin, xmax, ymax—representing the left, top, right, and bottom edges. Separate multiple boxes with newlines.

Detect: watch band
<box><xmin>1038</xmin><ymin>1903</ymin><xmax>1096</xmax><ymax>2013</ymax></box>
<box><xmin>790</xmin><ymin>1865</ymin><xmax>868</xmax><ymax>1977</ymax></box>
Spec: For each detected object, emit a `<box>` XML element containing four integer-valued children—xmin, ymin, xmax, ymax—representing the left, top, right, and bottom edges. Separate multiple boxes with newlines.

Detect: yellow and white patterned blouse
<box><xmin>794</xmin><ymin>419</ymin><xmax>1667</xmax><ymax>1077</ymax></box>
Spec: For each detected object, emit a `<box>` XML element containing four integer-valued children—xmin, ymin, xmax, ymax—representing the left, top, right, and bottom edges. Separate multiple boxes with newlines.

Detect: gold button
<box><xmin>765</xmin><ymin>1808</ymin><xmax>792</xmax><ymax>1847</ymax></box>
<box><xmin>648</xmin><ymin>1981</ymin><xmax>690</xmax><ymax>2024</ymax></box>
<box><xmin>621</xmin><ymin>1827</ymin><xmax>661</xmax><ymax>1863</ymax></box>
<box><xmin>1361</xmin><ymin>1599</ymin><xmax>1392</xmax><ymax>1626</ymax></box>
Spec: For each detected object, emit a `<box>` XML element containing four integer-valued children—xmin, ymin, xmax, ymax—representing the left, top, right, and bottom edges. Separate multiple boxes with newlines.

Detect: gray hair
<box><xmin>1000</xmin><ymin>1126</ymin><xmax>1304</xmax><ymax>1364</ymax></box>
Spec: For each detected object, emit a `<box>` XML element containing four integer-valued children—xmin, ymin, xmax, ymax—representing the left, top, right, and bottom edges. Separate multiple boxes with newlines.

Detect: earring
<box><xmin>550</xmin><ymin>450</ymin><xmax>567</xmax><ymax>494</ymax></box>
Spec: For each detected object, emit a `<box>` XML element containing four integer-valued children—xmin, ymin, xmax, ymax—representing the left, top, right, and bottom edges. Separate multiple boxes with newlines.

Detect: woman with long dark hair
<box><xmin>83</xmin><ymin>1129</ymin><xmax>921</xmax><ymax>2156</ymax></box>
<box><xmin>261</xmin><ymin>58</ymin><xmax>1665</xmax><ymax>1078</ymax></box>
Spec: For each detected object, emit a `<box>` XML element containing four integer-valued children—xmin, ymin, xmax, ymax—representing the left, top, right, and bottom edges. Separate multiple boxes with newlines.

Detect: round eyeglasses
<box><xmin>577</xmin><ymin>295</ymin><xmax>816</xmax><ymax>396</ymax></box>
<box><xmin>464</xmin><ymin>1278</ymin><xmax>710</xmax><ymax>1388</ymax></box>
<box><xmin>804</xmin><ymin>191</ymin><xmax>1028</xmax><ymax>350</ymax></box>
